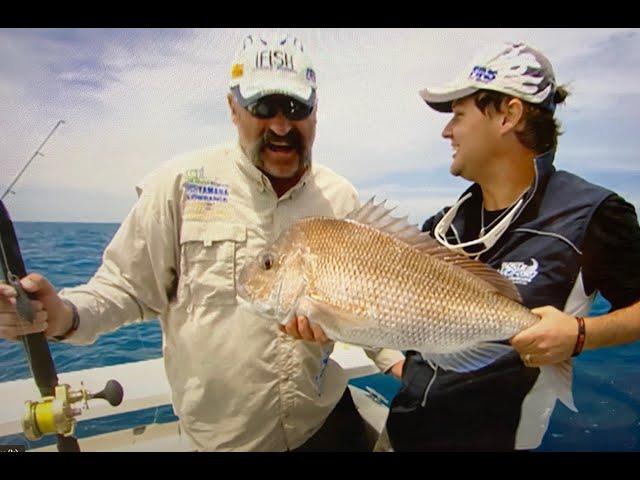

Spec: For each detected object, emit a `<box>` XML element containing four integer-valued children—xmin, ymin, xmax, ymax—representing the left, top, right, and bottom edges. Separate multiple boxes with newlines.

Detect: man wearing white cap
<box><xmin>381</xmin><ymin>41</ymin><xmax>640</xmax><ymax>451</ymax></box>
<box><xmin>0</xmin><ymin>32</ymin><xmax>404</xmax><ymax>451</ymax></box>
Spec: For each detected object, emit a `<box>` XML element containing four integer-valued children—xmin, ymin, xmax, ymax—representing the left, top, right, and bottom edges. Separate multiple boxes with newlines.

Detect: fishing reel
<box><xmin>22</xmin><ymin>379</ymin><xmax>123</xmax><ymax>440</ymax></box>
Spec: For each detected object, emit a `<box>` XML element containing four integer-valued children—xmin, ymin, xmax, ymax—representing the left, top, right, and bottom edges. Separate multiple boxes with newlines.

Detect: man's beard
<box><xmin>248</xmin><ymin>129</ymin><xmax>311</xmax><ymax>178</ymax></box>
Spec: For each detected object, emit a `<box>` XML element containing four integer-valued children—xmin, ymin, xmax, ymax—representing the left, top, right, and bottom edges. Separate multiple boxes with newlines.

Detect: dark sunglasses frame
<box><xmin>235</xmin><ymin>92</ymin><xmax>314</xmax><ymax>121</ymax></box>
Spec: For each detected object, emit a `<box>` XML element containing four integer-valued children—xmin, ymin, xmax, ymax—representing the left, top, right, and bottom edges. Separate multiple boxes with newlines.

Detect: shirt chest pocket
<box><xmin>179</xmin><ymin>221</ymin><xmax>247</xmax><ymax>306</ymax></box>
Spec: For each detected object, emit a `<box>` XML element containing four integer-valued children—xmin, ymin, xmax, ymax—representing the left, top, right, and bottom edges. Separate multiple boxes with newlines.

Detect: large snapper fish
<box><xmin>237</xmin><ymin>198</ymin><xmax>575</xmax><ymax>411</ymax></box>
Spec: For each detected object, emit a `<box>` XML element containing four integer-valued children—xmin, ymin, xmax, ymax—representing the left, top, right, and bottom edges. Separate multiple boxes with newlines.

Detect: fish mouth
<box><xmin>237</xmin><ymin>261</ymin><xmax>265</xmax><ymax>302</ymax></box>
<box><xmin>236</xmin><ymin>280</ymin><xmax>249</xmax><ymax>302</ymax></box>
<box><xmin>237</xmin><ymin>287</ymin><xmax>277</xmax><ymax>317</ymax></box>
<box><xmin>237</xmin><ymin>284</ymin><xmax>278</xmax><ymax>319</ymax></box>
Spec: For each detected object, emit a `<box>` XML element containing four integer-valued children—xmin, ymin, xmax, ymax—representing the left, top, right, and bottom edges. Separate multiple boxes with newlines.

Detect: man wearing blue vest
<box><xmin>381</xmin><ymin>41</ymin><xmax>640</xmax><ymax>451</ymax></box>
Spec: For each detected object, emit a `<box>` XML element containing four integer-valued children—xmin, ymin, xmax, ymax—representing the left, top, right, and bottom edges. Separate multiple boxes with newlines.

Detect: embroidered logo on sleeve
<box><xmin>499</xmin><ymin>258</ymin><xmax>539</xmax><ymax>285</ymax></box>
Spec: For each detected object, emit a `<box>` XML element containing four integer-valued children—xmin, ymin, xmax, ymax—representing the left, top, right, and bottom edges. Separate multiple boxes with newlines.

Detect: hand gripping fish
<box><xmin>238</xmin><ymin>198</ymin><xmax>576</xmax><ymax>412</ymax></box>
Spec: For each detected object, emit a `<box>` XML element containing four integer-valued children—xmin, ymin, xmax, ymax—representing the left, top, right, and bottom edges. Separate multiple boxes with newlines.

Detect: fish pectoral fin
<box><xmin>295</xmin><ymin>296</ymin><xmax>371</xmax><ymax>341</ymax></box>
<box><xmin>540</xmin><ymin>360</ymin><xmax>577</xmax><ymax>412</ymax></box>
<box><xmin>297</xmin><ymin>296</ymin><xmax>368</xmax><ymax>327</ymax></box>
<box><xmin>420</xmin><ymin>342</ymin><xmax>513</xmax><ymax>373</ymax></box>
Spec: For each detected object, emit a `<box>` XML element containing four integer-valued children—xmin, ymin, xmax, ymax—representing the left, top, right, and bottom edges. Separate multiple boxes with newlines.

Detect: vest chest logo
<box><xmin>499</xmin><ymin>258</ymin><xmax>539</xmax><ymax>285</ymax></box>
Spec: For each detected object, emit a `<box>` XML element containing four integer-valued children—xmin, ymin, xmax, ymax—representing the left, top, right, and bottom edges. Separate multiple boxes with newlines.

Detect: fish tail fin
<box><xmin>540</xmin><ymin>360</ymin><xmax>577</xmax><ymax>412</ymax></box>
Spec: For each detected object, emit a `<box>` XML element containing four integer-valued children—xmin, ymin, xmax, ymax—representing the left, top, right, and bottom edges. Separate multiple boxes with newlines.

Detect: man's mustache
<box><xmin>260</xmin><ymin>129</ymin><xmax>303</xmax><ymax>151</ymax></box>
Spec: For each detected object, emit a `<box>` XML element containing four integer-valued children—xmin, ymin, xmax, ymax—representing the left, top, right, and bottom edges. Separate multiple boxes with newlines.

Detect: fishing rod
<box><xmin>1</xmin><ymin>122</ymin><xmax>123</xmax><ymax>452</ymax></box>
<box><xmin>1</xmin><ymin>120</ymin><xmax>65</xmax><ymax>201</ymax></box>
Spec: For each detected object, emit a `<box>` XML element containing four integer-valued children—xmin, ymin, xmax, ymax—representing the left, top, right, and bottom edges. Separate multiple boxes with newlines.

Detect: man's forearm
<box><xmin>58</xmin><ymin>279</ymin><xmax>152</xmax><ymax>345</ymax></box>
<box><xmin>584</xmin><ymin>300</ymin><xmax>640</xmax><ymax>350</ymax></box>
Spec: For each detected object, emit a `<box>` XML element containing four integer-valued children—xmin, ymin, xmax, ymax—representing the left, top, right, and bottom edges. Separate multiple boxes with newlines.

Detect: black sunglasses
<box><xmin>243</xmin><ymin>95</ymin><xmax>314</xmax><ymax>121</ymax></box>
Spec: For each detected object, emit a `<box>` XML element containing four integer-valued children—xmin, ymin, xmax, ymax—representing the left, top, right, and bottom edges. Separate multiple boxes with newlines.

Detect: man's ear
<box><xmin>228</xmin><ymin>93</ymin><xmax>239</xmax><ymax>126</ymax></box>
<box><xmin>500</xmin><ymin>97</ymin><xmax>525</xmax><ymax>134</ymax></box>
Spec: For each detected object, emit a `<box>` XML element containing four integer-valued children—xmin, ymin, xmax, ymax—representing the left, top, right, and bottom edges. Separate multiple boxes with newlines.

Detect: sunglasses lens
<box><xmin>286</xmin><ymin>100</ymin><xmax>313</xmax><ymax>121</ymax></box>
<box><xmin>246</xmin><ymin>96</ymin><xmax>313</xmax><ymax>121</ymax></box>
<box><xmin>247</xmin><ymin>100</ymin><xmax>276</xmax><ymax>119</ymax></box>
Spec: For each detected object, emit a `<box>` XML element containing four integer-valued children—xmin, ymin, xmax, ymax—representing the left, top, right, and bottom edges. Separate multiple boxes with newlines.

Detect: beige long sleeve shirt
<box><xmin>59</xmin><ymin>142</ymin><xmax>404</xmax><ymax>451</ymax></box>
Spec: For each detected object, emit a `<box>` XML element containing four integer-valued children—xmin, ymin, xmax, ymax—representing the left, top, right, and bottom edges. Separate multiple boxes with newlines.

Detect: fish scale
<box><xmin>296</xmin><ymin>217</ymin><xmax>534</xmax><ymax>352</ymax></box>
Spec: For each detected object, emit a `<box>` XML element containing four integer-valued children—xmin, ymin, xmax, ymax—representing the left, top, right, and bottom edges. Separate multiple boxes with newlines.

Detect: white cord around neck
<box><xmin>480</xmin><ymin>188</ymin><xmax>529</xmax><ymax>236</ymax></box>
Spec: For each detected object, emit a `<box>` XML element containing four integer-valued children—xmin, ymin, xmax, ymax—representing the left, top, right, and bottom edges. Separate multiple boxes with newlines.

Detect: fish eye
<box><xmin>260</xmin><ymin>252</ymin><xmax>275</xmax><ymax>270</ymax></box>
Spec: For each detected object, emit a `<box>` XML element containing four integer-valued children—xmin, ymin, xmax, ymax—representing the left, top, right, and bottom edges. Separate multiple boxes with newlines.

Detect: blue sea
<box><xmin>1</xmin><ymin>222</ymin><xmax>639</xmax><ymax>451</ymax></box>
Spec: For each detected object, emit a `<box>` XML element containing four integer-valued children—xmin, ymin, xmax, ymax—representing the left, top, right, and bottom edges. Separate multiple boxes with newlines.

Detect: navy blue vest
<box><xmin>430</xmin><ymin>150</ymin><xmax>614</xmax><ymax>309</ymax></box>
<box><xmin>387</xmin><ymin>150</ymin><xmax>614</xmax><ymax>451</ymax></box>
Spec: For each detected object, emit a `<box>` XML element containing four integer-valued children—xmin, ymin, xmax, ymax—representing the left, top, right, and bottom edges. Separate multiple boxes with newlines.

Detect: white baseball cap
<box><xmin>420</xmin><ymin>41</ymin><xmax>557</xmax><ymax>113</ymax></box>
<box><xmin>229</xmin><ymin>33</ymin><xmax>317</xmax><ymax>107</ymax></box>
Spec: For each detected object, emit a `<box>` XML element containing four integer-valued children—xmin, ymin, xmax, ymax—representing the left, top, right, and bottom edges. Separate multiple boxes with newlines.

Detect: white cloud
<box><xmin>1</xmin><ymin>28</ymin><xmax>639</xmax><ymax>222</ymax></box>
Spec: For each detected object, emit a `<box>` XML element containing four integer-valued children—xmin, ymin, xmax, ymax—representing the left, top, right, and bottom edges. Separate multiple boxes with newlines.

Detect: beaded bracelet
<box><xmin>572</xmin><ymin>316</ymin><xmax>586</xmax><ymax>357</ymax></box>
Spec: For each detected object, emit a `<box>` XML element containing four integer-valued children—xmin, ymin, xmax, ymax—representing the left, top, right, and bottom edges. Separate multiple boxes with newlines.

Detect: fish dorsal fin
<box><xmin>346</xmin><ymin>197</ymin><xmax>522</xmax><ymax>304</ymax></box>
<box><xmin>346</xmin><ymin>196</ymin><xmax>432</xmax><ymax>247</ymax></box>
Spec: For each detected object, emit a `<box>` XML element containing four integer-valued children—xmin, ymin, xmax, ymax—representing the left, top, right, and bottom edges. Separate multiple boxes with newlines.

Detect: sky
<box><xmin>1</xmin><ymin>28</ymin><xmax>639</xmax><ymax>225</ymax></box>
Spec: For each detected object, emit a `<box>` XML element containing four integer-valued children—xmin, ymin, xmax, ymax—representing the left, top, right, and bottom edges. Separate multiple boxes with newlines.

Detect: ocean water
<box><xmin>1</xmin><ymin>222</ymin><xmax>638</xmax><ymax>451</ymax></box>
